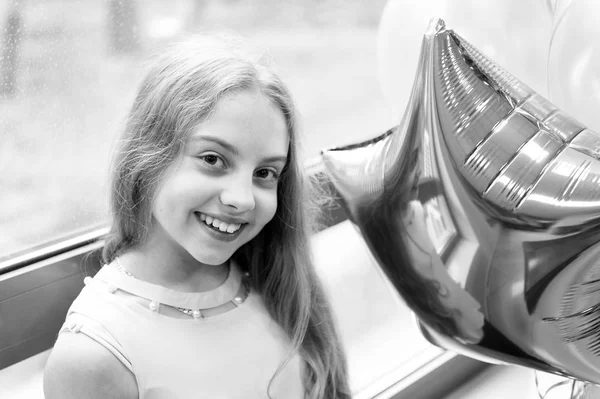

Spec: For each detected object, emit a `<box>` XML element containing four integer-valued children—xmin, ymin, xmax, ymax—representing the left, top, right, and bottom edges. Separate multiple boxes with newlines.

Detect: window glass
<box><xmin>0</xmin><ymin>0</ymin><xmax>395</xmax><ymax>261</ymax></box>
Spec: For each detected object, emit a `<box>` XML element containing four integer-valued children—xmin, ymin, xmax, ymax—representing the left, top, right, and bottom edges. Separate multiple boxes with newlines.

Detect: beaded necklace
<box><xmin>114</xmin><ymin>257</ymin><xmax>251</xmax><ymax>319</ymax></box>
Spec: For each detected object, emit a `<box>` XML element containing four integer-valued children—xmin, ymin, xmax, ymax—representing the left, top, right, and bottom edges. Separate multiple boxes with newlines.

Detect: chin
<box><xmin>190</xmin><ymin>249</ymin><xmax>234</xmax><ymax>266</ymax></box>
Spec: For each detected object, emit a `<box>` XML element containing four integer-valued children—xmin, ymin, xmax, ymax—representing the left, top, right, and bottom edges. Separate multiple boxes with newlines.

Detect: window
<box><xmin>0</xmin><ymin>0</ymin><xmax>394</xmax><ymax>263</ymax></box>
<box><xmin>0</xmin><ymin>1</ymin><xmax>483</xmax><ymax>397</ymax></box>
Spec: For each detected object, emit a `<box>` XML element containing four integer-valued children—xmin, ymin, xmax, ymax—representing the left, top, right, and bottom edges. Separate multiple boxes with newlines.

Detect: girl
<box><xmin>43</xmin><ymin>35</ymin><xmax>350</xmax><ymax>399</ymax></box>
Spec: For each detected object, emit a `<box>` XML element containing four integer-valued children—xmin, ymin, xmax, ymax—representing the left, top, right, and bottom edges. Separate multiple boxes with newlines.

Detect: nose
<box><xmin>219</xmin><ymin>174</ymin><xmax>256</xmax><ymax>212</ymax></box>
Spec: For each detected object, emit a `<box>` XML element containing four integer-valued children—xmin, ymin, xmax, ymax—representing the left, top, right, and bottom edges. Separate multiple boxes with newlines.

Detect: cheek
<box><xmin>151</xmin><ymin>194</ymin><xmax>171</xmax><ymax>225</ymax></box>
<box><xmin>152</xmin><ymin>181</ymin><xmax>189</xmax><ymax>221</ymax></box>
<box><xmin>156</xmin><ymin>172</ymin><xmax>206</xmax><ymax>211</ymax></box>
<box><xmin>257</xmin><ymin>190</ymin><xmax>279</xmax><ymax>225</ymax></box>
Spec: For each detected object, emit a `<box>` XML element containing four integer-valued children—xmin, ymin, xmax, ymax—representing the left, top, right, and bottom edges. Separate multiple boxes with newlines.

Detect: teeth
<box><xmin>200</xmin><ymin>213</ymin><xmax>242</xmax><ymax>234</ymax></box>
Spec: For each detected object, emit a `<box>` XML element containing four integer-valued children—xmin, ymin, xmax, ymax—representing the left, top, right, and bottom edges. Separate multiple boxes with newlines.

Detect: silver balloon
<box><xmin>321</xmin><ymin>17</ymin><xmax>600</xmax><ymax>383</ymax></box>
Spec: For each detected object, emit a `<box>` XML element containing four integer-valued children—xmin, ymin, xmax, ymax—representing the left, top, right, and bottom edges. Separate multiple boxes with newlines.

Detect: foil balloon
<box><xmin>322</xmin><ymin>17</ymin><xmax>600</xmax><ymax>384</ymax></box>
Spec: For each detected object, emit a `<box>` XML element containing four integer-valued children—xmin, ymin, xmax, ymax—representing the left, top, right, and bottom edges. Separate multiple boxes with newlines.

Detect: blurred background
<box><xmin>0</xmin><ymin>0</ymin><xmax>396</xmax><ymax>261</ymax></box>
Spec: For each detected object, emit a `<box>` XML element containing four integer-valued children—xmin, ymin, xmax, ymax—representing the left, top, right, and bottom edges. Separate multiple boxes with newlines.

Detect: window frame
<box><xmin>0</xmin><ymin>154</ymin><xmax>488</xmax><ymax>396</ymax></box>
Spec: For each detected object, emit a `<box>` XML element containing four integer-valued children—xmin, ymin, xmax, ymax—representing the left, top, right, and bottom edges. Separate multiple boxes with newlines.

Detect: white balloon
<box><xmin>548</xmin><ymin>0</ymin><xmax>600</xmax><ymax>133</ymax></box>
<box><xmin>377</xmin><ymin>0</ymin><xmax>553</xmax><ymax>117</ymax></box>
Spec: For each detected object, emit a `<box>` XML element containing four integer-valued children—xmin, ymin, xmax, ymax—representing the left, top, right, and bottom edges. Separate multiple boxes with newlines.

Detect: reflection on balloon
<box><xmin>322</xmin><ymin>17</ymin><xmax>600</xmax><ymax>384</ymax></box>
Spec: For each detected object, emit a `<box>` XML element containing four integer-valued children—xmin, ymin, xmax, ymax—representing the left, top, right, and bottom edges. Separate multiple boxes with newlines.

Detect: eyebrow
<box><xmin>191</xmin><ymin>135</ymin><xmax>288</xmax><ymax>164</ymax></box>
<box><xmin>191</xmin><ymin>135</ymin><xmax>239</xmax><ymax>155</ymax></box>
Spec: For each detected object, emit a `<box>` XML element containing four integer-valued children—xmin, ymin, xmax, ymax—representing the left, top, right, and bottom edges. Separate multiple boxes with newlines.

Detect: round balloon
<box><xmin>377</xmin><ymin>0</ymin><xmax>552</xmax><ymax>117</ymax></box>
<box><xmin>548</xmin><ymin>0</ymin><xmax>600</xmax><ymax>133</ymax></box>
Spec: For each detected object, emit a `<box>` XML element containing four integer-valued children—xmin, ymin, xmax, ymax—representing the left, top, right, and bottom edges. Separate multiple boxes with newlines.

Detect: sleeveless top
<box><xmin>59</xmin><ymin>261</ymin><xmax>305</xmax><ymax>399</ymax></box>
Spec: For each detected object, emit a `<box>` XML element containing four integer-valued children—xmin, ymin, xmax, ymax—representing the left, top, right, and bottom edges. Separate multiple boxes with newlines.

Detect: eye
<box><xmin>198</xmin><ymin>153</ymin><xmax>226</xmax><ymax>169</ymax></box>
<box><xmin>255</xmin><ymin>168</ymin><xmax>279</xmax><ymax>181</ymax></box>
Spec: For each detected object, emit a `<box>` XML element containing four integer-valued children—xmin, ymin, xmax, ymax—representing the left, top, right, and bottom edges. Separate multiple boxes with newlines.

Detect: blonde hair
<box><xmin>102</xmin><ymin>35</ymin><xmax>350</xmax><ymax>398</ymax></box>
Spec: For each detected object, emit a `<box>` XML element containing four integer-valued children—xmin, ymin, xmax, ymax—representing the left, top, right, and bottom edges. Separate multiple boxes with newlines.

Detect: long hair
<box><xmin>102</xmin><ymin>36</ymin><xmax>350</xmax><ymax>398</ymax></box>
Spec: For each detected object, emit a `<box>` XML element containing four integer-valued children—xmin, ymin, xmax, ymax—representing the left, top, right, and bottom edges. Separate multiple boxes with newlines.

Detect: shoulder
<box><xmin>44</xmin><ymin>332</ymin><xmax>138</xmax><ymax>399</ymax></box>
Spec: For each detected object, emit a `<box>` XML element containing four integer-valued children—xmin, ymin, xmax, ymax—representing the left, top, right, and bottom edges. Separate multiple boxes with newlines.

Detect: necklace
<box><xmin>113</xmin><ymin>257</ymin><xmax>250</xmax><ymax>319</ymax></box>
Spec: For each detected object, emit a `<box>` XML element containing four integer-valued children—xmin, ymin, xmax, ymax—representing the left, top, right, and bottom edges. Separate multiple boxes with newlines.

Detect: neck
<box><xmin>116</xmin><ymin>244</ymin><xmax>230</xmax><ymax>293</ymax></box>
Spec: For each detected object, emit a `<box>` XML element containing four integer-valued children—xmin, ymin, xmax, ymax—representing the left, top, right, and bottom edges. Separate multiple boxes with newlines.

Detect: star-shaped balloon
<box><xmin>322</xmin><ymin>17</ymin><xmax>600</xmax><ymax>383</ymax></box>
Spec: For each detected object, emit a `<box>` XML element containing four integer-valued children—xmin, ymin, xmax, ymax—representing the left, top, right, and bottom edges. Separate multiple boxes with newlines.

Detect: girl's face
<box><xmin>148</xmin><ymin>89</ymin><xmax>289</xmax><ymax>267</ymax></box>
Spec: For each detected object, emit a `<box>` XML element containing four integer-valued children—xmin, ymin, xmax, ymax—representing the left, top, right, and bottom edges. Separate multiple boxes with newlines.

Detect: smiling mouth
<box><xmin>195</xmin><ymin>212</ymin><xmax>246</xmax><ymax>235</ymax></box>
